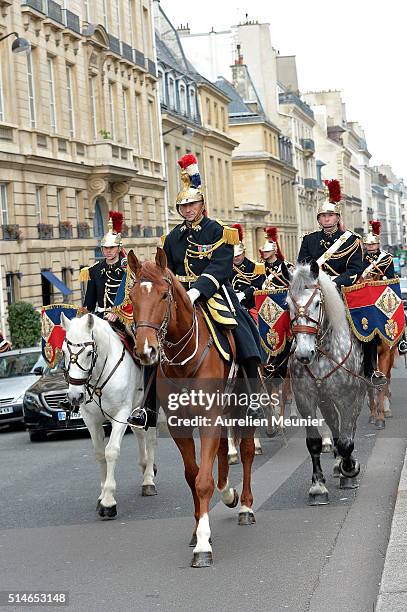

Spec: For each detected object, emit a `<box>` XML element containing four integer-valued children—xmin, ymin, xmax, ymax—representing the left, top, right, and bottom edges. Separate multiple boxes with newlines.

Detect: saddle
<box><xmin>198</xmin><ymin>303</ymin><xmax>235</xmax><ymax>363</ymax></box>
<box><xmin>110</xmin><ymin>322</ymin><xmax>140</xmax><ymax>366</ymax></box>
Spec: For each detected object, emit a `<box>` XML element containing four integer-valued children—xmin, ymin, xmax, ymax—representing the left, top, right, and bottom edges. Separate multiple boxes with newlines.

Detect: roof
<box><xmin>215</xmin><ymin>77</ymin><xmax>272</xmax><ymax>126</ymax></box>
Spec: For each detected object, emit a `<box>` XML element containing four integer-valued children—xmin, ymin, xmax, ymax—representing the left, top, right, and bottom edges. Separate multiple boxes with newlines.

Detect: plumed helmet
<box><xmin>232</xmin><ymin>223</ymin><xmax>245</xmax><ymax>256</ymax></box>
<box><xmin>176</xmin><ymin>154</ymin><xmax>204</xmax><ymax>211</ymax></box>
<box><xmin>363</xmin><ymin>220</ymin><xmax>381</xmax><ymax>245</ymax></box>
<box><xmin>260</xmin><ymin>227</ymin><xmax>284</xmax><ymax>259</ymax></box>
<box><xmin>317</xmin><ymin>179</ymin><xmax>342</xmax><ymax>217</ymax></box>
<box><xmin>100</xmin><ymin>211</ymin><xmax>123</xmax><ymax>248</ymax></box>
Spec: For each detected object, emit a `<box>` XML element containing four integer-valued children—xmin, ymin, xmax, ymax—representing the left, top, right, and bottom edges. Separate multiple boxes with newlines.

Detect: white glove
<box><xmin>236</xmin><ymin>291</ymin><xmax>245</xmax><ymax>302</ymax></box>
<box><xmin>186</xmin><ymin>288</ymin><xmax>200</xmax><ymax>305</ymax></box>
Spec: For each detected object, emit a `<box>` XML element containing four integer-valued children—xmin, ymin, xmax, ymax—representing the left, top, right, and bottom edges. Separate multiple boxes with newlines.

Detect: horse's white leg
<box><xmin>227</xmin><ymin>427</ymin><xmax>239</xmax><ymax>465</ymax></box>
<box><xmin>99</xmin><ymin>418</ymin><xmax>128</xmax><ymax>515</ymax></box>
<box><xmin>81</xmin><ymin>411</ymin><xmax>107</xmax><ymax>505</ymax></box>
<box><xmin>318</xmin><ymin>408</ymin><xmax>333</xmax><ymax>453</ymax></box>
<box><xmin>254</xmin><ymin>436</ymin><xmax>262</xmax><ymax>455</ymax></box>
<box><xmin>131</xmin><ymin>426</ymin><xmax>158</xmax><ymax>495</ymax></box>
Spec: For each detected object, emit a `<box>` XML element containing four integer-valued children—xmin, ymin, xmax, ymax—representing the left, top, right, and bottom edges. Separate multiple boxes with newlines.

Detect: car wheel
<box><xmin>29</xmin><ymin>430</ymin><xmax>47</xmax><ymax>442</ymax></box>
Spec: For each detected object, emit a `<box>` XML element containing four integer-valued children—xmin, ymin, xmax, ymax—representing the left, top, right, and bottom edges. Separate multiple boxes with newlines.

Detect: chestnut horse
<box><xmin>367</xmin><ymin>341</ymin><xmax>397</xmax><ymax>429</ymax></box>
<box><xmin>127</xmin><ymin>248</ymin><xmax>256</xmax><ymax>568</ymax></box>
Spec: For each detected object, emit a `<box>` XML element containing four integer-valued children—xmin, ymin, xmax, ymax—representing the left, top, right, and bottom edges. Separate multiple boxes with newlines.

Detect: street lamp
<box><xmin>162</xmin><ymin>125</ymin><xmax>195</xmax><ymax>137</ymax></box>
<box><xmin>0</xmin><ymin>32</ymin><xmax>31</xmax><ymax>54</ymax></box>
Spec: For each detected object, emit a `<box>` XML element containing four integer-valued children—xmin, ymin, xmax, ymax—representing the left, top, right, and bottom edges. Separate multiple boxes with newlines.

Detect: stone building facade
<box><xmin>0</xmin><ymin>0</ymin><xmax>164</xmax><ymax>333</ymax></box>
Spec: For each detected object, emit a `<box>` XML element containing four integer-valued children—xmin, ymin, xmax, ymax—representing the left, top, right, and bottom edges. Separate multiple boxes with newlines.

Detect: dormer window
<box><xmin>189</xmin><ymin>87</ymin><xmax>196</xmax><ymax>120</ymax></box>
<box><xmin>168</xmin><ymin>76</ymin><xmax>176</xmax><ymax>109</ymax></box>
<box><xmin>179</xmin><ymin>82</ymin><xmax>187</xmax><ymax>115</ymax></box>
<box><xmin>158</xmin><ymin>70</ymin><xmax>165</xmax><ymax>105</ymax></box>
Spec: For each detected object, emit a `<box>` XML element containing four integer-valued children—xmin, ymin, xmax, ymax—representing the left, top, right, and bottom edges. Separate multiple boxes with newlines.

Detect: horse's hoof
<box><xmin>153</xmin><ymin>463</ymin><xmax>158</xmax><ymax>476</ymax></box>
<box><xmin>238</xmin><ymin>511</ymin><xmax>256</xmax><ymax>526</ymax></box>
<box><xmin>384</xmin><ymin>409</ymin><xmax>393</xmax><ymax>418</ymax></box>
<box><xmin>254</xmin><ymin>446</ymin><xmax>263</xmax><ymax>455</ymax></box>
<box><xmin>375</xmin><ymin>419</ymin><xmax>385</xmax><ymax>430</ymax></box>
<box><xmin>322</xmin><ymin>440</ymin><xmax>333</xmax><ymax>453</ymax></box>
<box><xmin>142</xmin><ymin>484</ymin><xmax>157</xmax><ymax>496</ymax></box>
<box><xmin>308</xmin><ymin>491</ymin><xmax>329</xmax><ymax>505</ymax></box>
<box><xmin>228</xmin><ymin>453</ymin><xmax>239</xmax><ymax>466</ymax></box>
<box><xmin>339</xmin><ymin>476</ymin><xmax>359</xmax><ymax>489</ymax></box>
<box><xmin>189</xmin><ymin>535</ymin><xmax>212</xmax><ymax>548</ymax></box>
<box><xmin>368</xmin><ymin>415</ymin><xmax>376</xmax><ymax>425</ymax></box>
<box><xmin>225</xmin><ymin>488</ymin><xmax>239</xmax><ymax>509</ymax></box>
<box><xmin>339</xmin><ymin>459</ymin><xmax>360</xmax><ymax>479</ymax></box>
<box><xmin>191</xmin><ymin>552</ymin><xmax>213</xmax><ymax>568</ymax></box>
<box><xmin>98</xmin><ymin>503</ymin><xmax>117</xmax><ymax>519</ymax></box>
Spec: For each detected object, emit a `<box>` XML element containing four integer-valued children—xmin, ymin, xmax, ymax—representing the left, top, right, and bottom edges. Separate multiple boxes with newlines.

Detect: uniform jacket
<box><xmin>263</xmin><ymin>258</ymin><xmax>291</xmax><ymax>289</ymax></box>
<box><xmin>298</xmin><ymin>228</ymin><xmax>363</xmax><ymax>287</ymax></box>
<box><xmin>83</xmin><ymin>259</ymin><xmax>126</xmax><ymax>312</ymax></box>
<box><xmin>230</xmin><ymin>257</ymin><xmax>265</xmax><ymax>309</ymax></box>
<box><xmin>362</xmin><ymin>250</ymin><xmax>395</xmax><ymax>280</ymax></box>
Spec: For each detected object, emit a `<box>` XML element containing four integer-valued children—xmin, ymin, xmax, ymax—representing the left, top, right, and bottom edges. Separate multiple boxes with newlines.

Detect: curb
<box><xmin>376</xmin><ymin>445</ymin><xmax>407</xmax><ymax>611</ymax></box>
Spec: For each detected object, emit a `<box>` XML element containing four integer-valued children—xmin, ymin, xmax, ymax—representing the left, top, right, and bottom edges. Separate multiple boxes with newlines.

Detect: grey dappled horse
<box><xmin>287</xmin><ymin>262</ymin><xmax>366</xmax><ymax>504</ymax></box>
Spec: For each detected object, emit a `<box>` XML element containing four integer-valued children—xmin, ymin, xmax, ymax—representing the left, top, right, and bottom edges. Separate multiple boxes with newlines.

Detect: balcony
<box><xmin>37</xmin><ymin>223</ymin><xmax>54</xmax><ymax>239</ymax></box>
<box><xmin>147</xmin><ymin>59</ymin><xmax>157</xmax><ymax>77</ymax></box>
<box><xmin>278</xmin><ymin>92</ymin><xmax>314</xmax><ymax>120</ymax></box>
<box><xmin>133</xmin><ymin>49</ymin><xmax>146</xmax><ymax>70</ymax></box>
<box><xmin>301</xmin><ymin>138</ymin><xmax>315</xmax><ymax>156</ymax></box>
<box><xmin>47</xmin><ymin>0</ymin><xmax>63</xmax><ymax>23</ymax></box>
<box><xmin>304</xmin><ymin>178</ymin><xmax>318</xmax><ymax>191</ymax></box>
<box><xmin>77</xmin><ymin>223</ymin><xmax>90</xmax><ymax>239</ymax></box>
<box><xmin>21</xmin><ymin>0</ymin><xmax>44</xmax><ymax>12</ymax></box>
<box><xmin>108</xmin><ymin>34</ymin><xmax>121</xmax><ymax>55</ymax></box>
<box><xmin>2</xmin><ymin>224</ymin><xmax>21</xmax><ymax>241</ymax></box>
<box><xmin>59</xmin><ymin>221</ymin><xmax>73</xmax><ymax>239</ymax></box>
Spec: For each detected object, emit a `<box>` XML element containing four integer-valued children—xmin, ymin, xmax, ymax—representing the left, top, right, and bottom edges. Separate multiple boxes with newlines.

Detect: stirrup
<box><xmin>127</xmin><ymin>407</ymin><xmax>148</xmax><ymax>430</ymax></box>
<box><xmin>370</xmin><ymin>371</ymin><xmax>387</xmax><ymax>388</ymax></box>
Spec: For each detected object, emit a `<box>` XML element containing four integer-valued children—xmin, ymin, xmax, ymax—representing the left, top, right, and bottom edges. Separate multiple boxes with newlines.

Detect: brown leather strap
<box><xmin>291</xmin><ymin>324</ymin><xmax>318</xmax><ymax>335</ymax></box>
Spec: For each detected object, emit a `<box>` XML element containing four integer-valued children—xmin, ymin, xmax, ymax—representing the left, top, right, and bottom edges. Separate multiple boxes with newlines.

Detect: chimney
<box><xmin>177</xmin><ymin>23</ymin><xmax>190</xmax><ymax>37</ymax></box>
<box><xmin>235</xmin><ymin>44</ymin><xmax>244</xmax><ymax>65</ymax></box>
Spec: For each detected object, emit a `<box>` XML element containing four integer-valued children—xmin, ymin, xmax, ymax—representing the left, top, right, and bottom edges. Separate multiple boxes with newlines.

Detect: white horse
<box><xmin>60</xmin><ymin>313</ymin><xmax>157</xmax><ymax>519</ymax></box>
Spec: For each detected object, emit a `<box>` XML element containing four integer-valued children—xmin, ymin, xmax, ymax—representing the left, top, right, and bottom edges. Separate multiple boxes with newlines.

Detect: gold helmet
<box><xmin>363</xmin><ymin>220</ymin><xmax>381</xmax><ymax>245</ymax></box>
<box><xmin>317</xmin><ymin>179</ymin><xmax>342</xmax><ymax>217</ymax></box>
<box><xmin>232</xmin><ymin>224</ymin><xmax>245</xmax><ymax>257</ymax></box>
<box><xmin>100</xmin><ymin>211</ymin><xmax>123</xmax><ymax>248</ymax></box>
<box><xmin>176</xmin><ymin>153</ymin><xmax>204</xmax><ymax>210</ymax></box>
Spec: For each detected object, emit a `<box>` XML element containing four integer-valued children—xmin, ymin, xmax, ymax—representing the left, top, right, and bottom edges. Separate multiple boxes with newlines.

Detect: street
<box><xmin>1</xmin><ymin>360</ymin><xmax>407</xmax><ymax>612</ymax></box>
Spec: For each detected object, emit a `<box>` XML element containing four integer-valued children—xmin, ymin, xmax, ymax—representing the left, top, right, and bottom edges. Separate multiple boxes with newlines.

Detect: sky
<box><xmin>161</xmin><ymin>0</ymin><xmax>406</xmax><ymax>180</ymax></box>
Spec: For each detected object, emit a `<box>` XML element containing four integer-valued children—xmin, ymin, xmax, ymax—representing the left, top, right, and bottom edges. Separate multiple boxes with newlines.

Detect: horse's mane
<box><xmin>289</xmin><ymin>264</ymin><xmax>348</xmax><ymax>333</ymax></box>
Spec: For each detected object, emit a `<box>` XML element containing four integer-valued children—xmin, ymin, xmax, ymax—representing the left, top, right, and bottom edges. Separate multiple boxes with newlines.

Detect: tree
<box><xmin>8</xmin><ymin>302</ymin><xmax>41</xmax><ymax>349</ymax></box>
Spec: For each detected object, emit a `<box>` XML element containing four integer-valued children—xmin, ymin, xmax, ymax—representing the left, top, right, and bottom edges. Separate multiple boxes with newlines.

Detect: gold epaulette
<box><xmin>160</xmin><ymin>234</ymin><xmax>166</xmax><ymax>247</ymax></box>
<box><xmin>254</xmin><ymin>262</ymin><xmax>266</xmax><ymax>275</ymax></box>
<box><xmin>79</xmin><ymin>267</ymin><xmax>90</xmax><ymax>282</ymax></box>
<box><xmin>215</xmin><ymin>218</ymin><xmax>240</xmax><ymax>246</ymax></box>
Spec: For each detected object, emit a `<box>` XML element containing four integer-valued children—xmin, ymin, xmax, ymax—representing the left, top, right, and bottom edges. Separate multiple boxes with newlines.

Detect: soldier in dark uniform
<box><xmin>297</xmin><ymin>179</ymin><xmax>385</xmax><ymax>385</ymax></box>
<box><xmin>80</xmin><ymin>212</ymin><xmax>127</xmax><ymax>324</ymax></box>
<box><xmin>362</xmin><ymin>220</ymin><xmax>407</xmax><ymax>353</ymax></box>
<box><xmin>261</xmin><ymin>227</ymin><xmax>291</xmax><ymax>290</ymax></box>
<box><xmin>128</xmin><ymin>153</ymin><xmax>263</xmax><ymax>429</ymax></box>
<box><xmin>230</xmin><ymin>223</ymin><xmax>265</xmax><ymax>310</ymax></box>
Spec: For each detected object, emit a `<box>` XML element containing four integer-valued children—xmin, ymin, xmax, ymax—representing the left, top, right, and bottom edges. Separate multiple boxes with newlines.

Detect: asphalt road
<box><xmin>1</xmin><ymin>359</ymin><xmax>407</xmax><ymax>612</ymax></box>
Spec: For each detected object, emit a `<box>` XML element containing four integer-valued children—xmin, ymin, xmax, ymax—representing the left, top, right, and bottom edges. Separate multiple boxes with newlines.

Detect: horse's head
<box><xmin>128</xmin><ymin>247</ymin><xmax>184</xmax><ymax>365</ymax></box>
<box><xmin>60</xmin><ymin>313</ymin><xmax>98</xmax><ymax>405</ymax></box>
<box><xmin>287</xmin><ymin>260</ymin><xmax>323</xmax><ymax>365</ymax></box>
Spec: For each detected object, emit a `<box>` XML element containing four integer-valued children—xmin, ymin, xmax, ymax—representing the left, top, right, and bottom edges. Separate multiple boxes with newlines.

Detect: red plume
<box><xmin>232</xmin><ymin>223</ymin><xmax>244</xmax><ymax>242</ymax></box>
<box><xmin>264</xmin><ymin>226</ymin><xmax>284</xmax><ymax>260</ymax></box>
<box><xmin>370</xmin><ymin>220</ymin><xmax>381</xmax><ymax>236</ymax></box>
<box><xmin>323</xmin><ymin>179</ymin><xmax>341</xmax><ymax>203</ymax></box>
<box><xmin>178</xmin><ymin>153</ymin><xmax>198</xmax><ymax>169</ymax></box>
<box><xmin>109</xmin><ymin>211</ymin><xmax>123</xmax><ymax>233</ymax></box>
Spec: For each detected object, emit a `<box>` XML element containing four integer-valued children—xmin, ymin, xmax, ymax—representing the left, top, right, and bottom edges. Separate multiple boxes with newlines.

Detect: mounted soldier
<box><xmin>80</xmin><ymin>212</ymin><xmax>129</xmax><ymax>325</ymax></box>
<box><xmin>230</xmin><ymin>223</ymin><xmax>265</xmax><ymax>311</ymax></box>
<box><xmin>362</xmin><ymin>220</ymin><xmax>407</xmax><ymax>354</ymax></box>
<box><xmin>297</xmin><ymin>178</ymin><xmax>386</xmax><ymax>386</ymax></box>
<box><xmin>261</xmin><ymin>227</ymin><xmax>291</xmax><ymax>290</ymax></box>
<box><xmin>128</xmin><ymin>153</ymin><xmax>263</xmax><ymax>429</ymax></box>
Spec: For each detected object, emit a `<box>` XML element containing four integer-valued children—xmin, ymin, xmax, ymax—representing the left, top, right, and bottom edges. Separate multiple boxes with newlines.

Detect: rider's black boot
<box><xmin>127</xmin><ymin>366</ymin><xmax>158</xmax><ymax>430</ymax></box>
<box><xmin>241</xmin><ymin>358</ymin><xmax>264</xmax><ymax>419</ymax></box>
<box><xmin>363</xmin><ymin>340</ymin><xmax>387</xmax><ymax>388</ymax></box>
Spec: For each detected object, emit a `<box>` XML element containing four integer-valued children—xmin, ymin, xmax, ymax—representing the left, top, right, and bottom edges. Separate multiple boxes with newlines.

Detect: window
<box><xmin>168</xmin><ymin>77</ymin><xmax>175</xmax><ymax>109</ymax></box>
<box><xmin>134</xmin><ymin>93</ymin><xmax>141</xmax><ymax>152</ymax></box>
<box><xmin>179</xmin><ymin>83</ymin><xmax>187</xmax><ymax>115</ymax></box>
<box><xmin>89</xmin><ymin>77</ymin><xmax>97</xmax><ymax>139</ymax></box>
<box><xmin>214</xmin><ymin>102</ymin><xmax>218</xmax><ymax>129</ymax></box>
<box><xmin>83</xmin><ymin>0</ymin><xmax>90</xmax><ymax>21</ymax></box>
<box><xmin>94</xmin><ymin>200</ymin><xmax>104</xmax><ymax>238</ymax></box>
<box><xmin>0</xmin><ymin>61</ymin><xmax>4</xmax><ymax>122</ymax></box>
<box><xmin>26</xmin><ymin>51</ymin><xmax>36</xmax><ymax>128</ymax></box>
<box><xmin>115</xmin><ymin>0</ymin><xmax>121</xmax><ymax>39</ymax></box>
<box><xmin>62</xmin><ymin>268</ymin><xmax>71</xmax><ymax>291</ymax></box>
<box><xmin>56</xmin><ymin>188</ymin><xmax>64</xmax><ymax>222</ymax></box>
<box><xmin>221</xmin><ymin>107</ymin><xmax>226</xmax><ymax>132</ymax></box>
<box><xmin>142</xmin><ymin>6</ymin><xmax>150</xmax><ymax>54</ymax></box>
<box><xmin>75</xmin><ymin>190</ymin><xmax>83</xmax><ymax>220</ymax></box>
<box><xmin>35</xmin><ymin>186</ymin><xmax>42</xmax><ymax>222</ymax></box>
<box><xmin>189</xmin><ymin>88</ymin><xmax>196</xmax><ymax>119</ymax></box>
<box><xmin>66</xmin><ymin>65</ymin><xmax>74</xmax><ymax>137</ymax></box>
<box><xmin>122</xmin><ymin>88</ymin><xmax>129</xmax><ymax>145</ymax></box>
<box><xmin>108</xmin><ymin>82</ymin><xmax>115</xmax><ymax>140</ymax></box>
<box><xmin>102</xmin><ymin>0</ymin><xmax>108</xmax><ymax>29</ymax></box>
<box><xmin>158</xmin><ymin>71</ymin><xmax>165</xmax><ymax>104</ymax></box>
<box><xmin>148</xmin><ymin>99</ymin><xmax>155</xmax><ymax>158</ymax></box>
<box><xmin>5</xmin><ymin>274</ymin><xmax>16</xmax><ymax>306</ymax></box>
<box><xmin>128</xmin><ymin>0</ymin><xmax>135</xmax><ymax>47</ymax></box>
<box><xmin>0</xmin><ymin>184</ymin><xmax>8</xmax><ymax>225</ymax></box>
<box><xmin>206</xmin><ymin>98</ymin><xmax>211</xmax><ymax>124</ymax></box>
<box><xmin>47</xmin><ymin>57</ymin><xmax>57</xmax><ymax>133</ymax></box>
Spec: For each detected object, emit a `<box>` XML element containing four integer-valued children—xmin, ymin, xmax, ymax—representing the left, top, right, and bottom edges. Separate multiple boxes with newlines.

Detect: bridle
<box><xmin>132</xmin><ymin>274</ymin><xmax>199</xmax><ymax>367</ymax></box>
<box><xmin>289</xmin><ymin>284</ymin><xmax>325</xmax><ymax>339</ymax></box>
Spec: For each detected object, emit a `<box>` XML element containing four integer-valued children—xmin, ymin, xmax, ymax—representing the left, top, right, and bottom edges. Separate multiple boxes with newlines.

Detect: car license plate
<box><xmin>0</xmin><ymin>406</ymin><xmax>13</xmax><ymax>415</ymax></box>
<box><xmin>57</xmin><ymin>410</ymin><xmax>82</xmax><ymax>421</ymax></box>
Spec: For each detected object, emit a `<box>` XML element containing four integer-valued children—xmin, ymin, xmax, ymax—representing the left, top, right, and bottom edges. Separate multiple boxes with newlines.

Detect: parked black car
<box><xmin>23</xmin><ymin>359</ymin><xmax>87</xmax><ymax>442</ymax></box>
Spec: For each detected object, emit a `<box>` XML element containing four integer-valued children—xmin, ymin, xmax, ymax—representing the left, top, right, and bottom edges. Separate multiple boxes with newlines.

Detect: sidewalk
<box><xmin>376</xmin><ymin>445</ymin><xmax>407</xmax><ymax>611</ymax></box>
